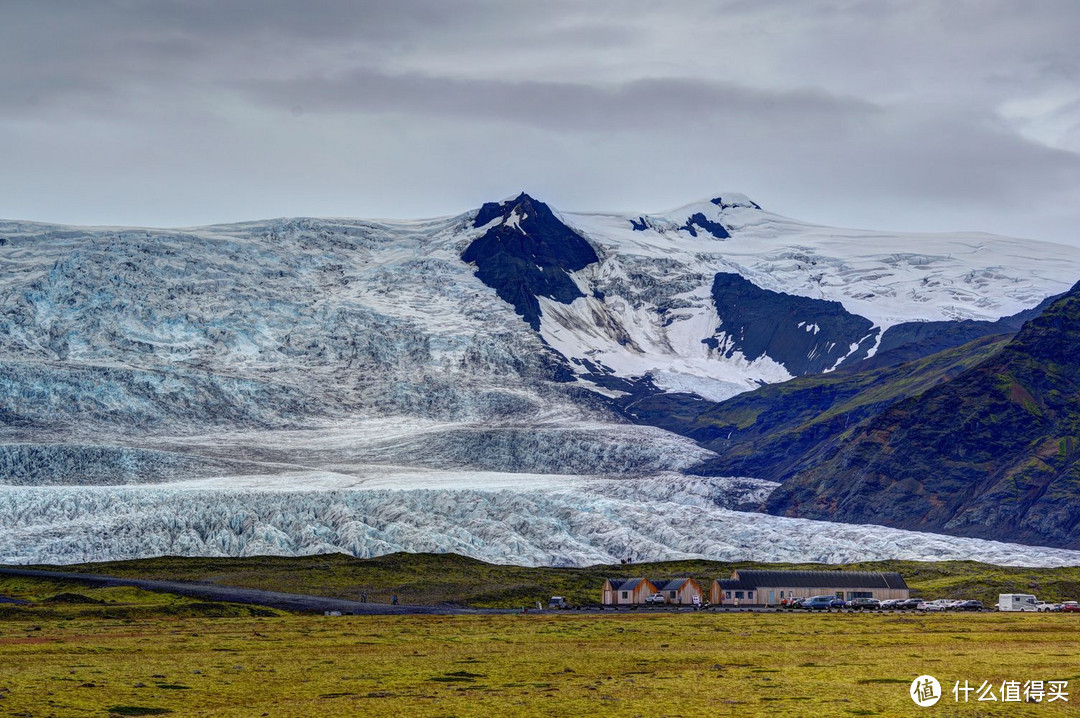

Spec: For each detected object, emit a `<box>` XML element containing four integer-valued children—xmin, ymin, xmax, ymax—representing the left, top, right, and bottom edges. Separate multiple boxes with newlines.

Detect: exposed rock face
<box><xmin>660</xmin><ymin>334</ymin><xmax>1007</xmax><ymax>480</ymax></box>
<box><xmin>764</xmin><ymin>281</ymin><xmax>1080</xmax><ymax>549</ymax></box>
<box><xmin>860</xmin><ymin>293</ymin><xmax>1061</xmax><ymax>369</ymax></box>
<box><xmin>462</xmin><ymin>193</ymin><xmax>599</xmax><ymax>330</ymax></box>
<box><xmin>707</xmin><ymin>273</ymin><xmax>878</xmax><ymax>376</ymax></box>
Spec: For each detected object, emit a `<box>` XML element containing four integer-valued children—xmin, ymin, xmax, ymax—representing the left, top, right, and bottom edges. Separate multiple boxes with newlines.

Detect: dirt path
<box><xmin>0</xmin><ymin>567</ymin><xmax>512</xmax><ymax>615</ymax></box>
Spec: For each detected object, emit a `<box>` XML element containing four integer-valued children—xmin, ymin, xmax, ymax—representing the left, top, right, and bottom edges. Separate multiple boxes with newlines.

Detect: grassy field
<box><xmin>2</xmin><ymin>563</ymin><xmax>1079</xmax><ymax>716</ymax></box>
<box><xmin>0</xmin><ymin>604</ymin><xmax>1077</xmax><ymax>717</ymax></box>
<box><xmin>29</xmin><ymin>552</ymin><xmax>1080</xmax><ymax>609</ymax></box>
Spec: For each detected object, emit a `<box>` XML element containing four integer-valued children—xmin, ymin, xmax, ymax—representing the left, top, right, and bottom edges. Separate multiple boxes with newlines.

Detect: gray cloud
<box><xmin>237</xmin><ymin>71</ymin><xmax>879</xmax><ymax>135</ymax></box>
<box><xmin>2</xmin><ymin>0</ymin><xmax>1080</xmax><ymax>247</ymax></box>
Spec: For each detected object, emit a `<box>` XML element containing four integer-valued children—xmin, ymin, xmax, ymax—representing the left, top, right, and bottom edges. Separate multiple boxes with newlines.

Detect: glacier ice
<box><xmin>2</xmin><ymin>475</ymin><xmax>1079</xmax><ymax>568</ymax></box>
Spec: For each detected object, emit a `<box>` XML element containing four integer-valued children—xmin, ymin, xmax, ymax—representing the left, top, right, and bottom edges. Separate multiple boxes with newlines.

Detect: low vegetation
<box><xmin>2</xmin><ymin>555</ymin><xmax>1079</xmax><ymax>715</ymax></box>
<box><xmin>15</xmin><ymin>552</ymin><xmax>1080</xmax><ymax>609</ymax></box>
<box><xmin>0</xmin><ymin>575</ymin><xmax>280</xmax><ymax>621</ymax></box>
<box><xmin>0</xmin><ymin>608</ymin><xmax>1077</xmax><ymax>716</ymax></box>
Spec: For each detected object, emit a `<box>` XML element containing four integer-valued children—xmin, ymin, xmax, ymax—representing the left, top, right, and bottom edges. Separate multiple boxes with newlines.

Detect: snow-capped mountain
<box><xmin>2</xmin><ymin>194</ymin><xmax>1079</xmax><ymax>566</ymax></box>
<box><xmin>519</xmin><ymin>193</ymin><xmax>1079</xmax><ymax>400</ymax></box>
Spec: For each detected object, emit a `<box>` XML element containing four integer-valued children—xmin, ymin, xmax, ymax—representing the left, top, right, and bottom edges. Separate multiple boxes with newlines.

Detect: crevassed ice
<box><xmin>2</xmin><ymin>476</ymin><xmax>1078</xmax><ymax>568</ymax></box>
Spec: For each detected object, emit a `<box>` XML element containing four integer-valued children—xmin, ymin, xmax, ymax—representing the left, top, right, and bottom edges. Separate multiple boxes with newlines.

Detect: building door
<box><xmin>768</xmin><ymin>590</ymin><xmax>775</xmax><ymax>606</ymax></box>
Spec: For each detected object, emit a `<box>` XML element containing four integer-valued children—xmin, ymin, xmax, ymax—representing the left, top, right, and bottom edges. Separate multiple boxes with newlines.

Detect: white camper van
<box><xmin>997</xmin><ymin>593</ymin><xmax>1038</xmax><ymax>612</ymax></box>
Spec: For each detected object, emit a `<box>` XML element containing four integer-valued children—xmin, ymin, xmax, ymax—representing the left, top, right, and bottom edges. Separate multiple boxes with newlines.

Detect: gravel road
<box><xmin>0</xmin><ymin>567</ymin><xmax>513</xmax><ymax>615</ymax></box>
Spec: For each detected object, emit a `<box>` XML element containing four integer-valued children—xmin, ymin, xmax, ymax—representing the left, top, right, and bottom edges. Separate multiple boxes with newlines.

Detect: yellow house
<box><xmin>651</xmin><ymin>578</ymin><xmax>704</xmax><ymax>605</ymax></box>
<box><xmin>601</xmin><ymin>578</ymin><xmax>658</xmax><ymax>605</ymax></box>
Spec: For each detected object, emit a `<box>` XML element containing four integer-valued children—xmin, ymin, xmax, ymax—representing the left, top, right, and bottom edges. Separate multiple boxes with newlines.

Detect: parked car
<box><xmin>879</xmin><ymin>599</ymin><xmax>901</xmax><ymax>610</ymax></box>
<box><xmin>788</xmin><ymin>597</ymin><xmax>806</xmax><ymax>609</ymax></box>
<box><xmin>849</xmin><ymin>598</ymin><xmax>880</xmax><ymax>610</ymax></box>
<box><xmin>917</xmin><ymin>599</ymin><xmax>950</xmax><ymax>612</ymax></box>
<box><xmin>898</xmin><ymin>598</ymin><xmax>922</xmax><ymax>610</ymax></box>
<box><xmin>548</xmin><ymin>596</ymin><xmax>569</xmax><ymax>609</ymax></box>
<box><xmin>1036</xmin><ymin>601</ymin><xmax>1061</xmax><ymax>612</ymax></box>
<box><xmin>953</xmin><ymin>600</ymin><xmax>983</xmax><ymax>612</ymax></box>
<box><xmin>829</xmin><ymin>597</ymin><xmax>847</xmax><ymax>609</ymax></box>
<box><xmin>1061</xmin><ymin>601</ymin><xmax>1080</xmax><ymax>613</ymax></box>
<box><xmin>644</xmin><ymin>593</ymin><xmax>666</xmax><ymax>605</ymax></box>
<box><xmin>943</xmin><ymin>600</ymin><xmax>966</xmax><ymax>610</ymax></box>
<box><xmin>802</xmin><ymin>595</ymin><xmax>839</xmax><ymax>610</ymax></box>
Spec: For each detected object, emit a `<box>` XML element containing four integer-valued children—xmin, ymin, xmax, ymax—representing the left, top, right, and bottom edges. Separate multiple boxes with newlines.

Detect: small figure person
<box><xmin>361</xmin><ymin>591</ymin><xmax>367</xmax><ymax>603</ymax></box>
<box><xmin>391</xmin><ymin>594</ymin><xmax>399</xmax><ymax>605</ymax></box>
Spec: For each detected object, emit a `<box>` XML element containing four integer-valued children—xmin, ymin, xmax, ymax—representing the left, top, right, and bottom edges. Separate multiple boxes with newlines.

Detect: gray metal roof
<box><xmin>727</xmin><ymin>570</ymin><xmax>908</xmax><ymax>590</ymax></box>
<box><xmin>651</xmin><ymin>578</ymin><xmax>696</xmax><ymax>591</ymax></box>
<box><xmin>606</xmin><ymin>578</ymin><xmax>653</xmax><ymax>591</ymax></box>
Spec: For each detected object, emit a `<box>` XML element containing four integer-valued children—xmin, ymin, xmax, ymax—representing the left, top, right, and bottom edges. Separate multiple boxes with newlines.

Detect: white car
<box><xmin>917</xmin><ymin>599</ymin><xmax>950</xmax><ymax>612</ymax></box>
<box><xmin>1036</xmin><ymin>601</ymin><xmax>1061</xmax><ymax>612</ymax></box>
<box><xmin>644</xmin><ymin>593</ymin><xmax>666</xmax><ymax>605</ymax></box>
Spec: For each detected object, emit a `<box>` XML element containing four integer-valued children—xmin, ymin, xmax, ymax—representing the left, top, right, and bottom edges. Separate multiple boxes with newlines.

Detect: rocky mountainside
<box><xmin>764</xmin><ymin>282</ymin><xmax>1080</xmax><ymax>548</ymax></box>
<box><xmin>632</xmin><ymin>333</ymin><xmax>1012</xmax><ymax>482</ymax></box>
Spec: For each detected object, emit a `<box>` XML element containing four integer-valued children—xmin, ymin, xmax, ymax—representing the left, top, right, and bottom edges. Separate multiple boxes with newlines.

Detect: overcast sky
<box><xmin>3</xmin><ymin>1</ymin><xmax>1080</xmax><ymax>246</ymax></box>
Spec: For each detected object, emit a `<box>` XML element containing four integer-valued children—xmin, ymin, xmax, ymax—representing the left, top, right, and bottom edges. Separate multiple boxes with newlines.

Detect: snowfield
<box><xmin>2</xmin><ymin>194</ymin><xmax>1080</xmax><ymax>567</ymax></box>
<box><xmin>553</xmin><ymin>195</ymin><xmax>1080</xmax><ymax>396</ymax></box>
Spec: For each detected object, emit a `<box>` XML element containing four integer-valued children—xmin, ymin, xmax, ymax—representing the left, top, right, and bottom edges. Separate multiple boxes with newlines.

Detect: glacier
<box><xmin>4</xmin><ymin>474</ymin><xmax>1080</xmax><ymax>568</ymax></box>
<box><xmin>2</xmin><ymin>195</ymin><xmax>1080</xmax><ymax>568</ymax></box>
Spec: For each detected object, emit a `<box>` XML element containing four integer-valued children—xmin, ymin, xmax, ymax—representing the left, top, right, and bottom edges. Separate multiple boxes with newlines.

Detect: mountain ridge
<box><xmin>763</xmin><ymin>281</ymin><xmax>1080</xmax><ymax>548</ymax></box>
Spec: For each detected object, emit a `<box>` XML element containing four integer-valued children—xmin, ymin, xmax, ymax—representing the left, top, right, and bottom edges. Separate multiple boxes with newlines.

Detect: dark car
<box><xmin>1062</xmin><ymin>601</ymin><xmax>1080</xmax><ymax>613</ymax></box>
<box><xmin>829</xmin><ymin>597</ymin><xmax>847</xmax><ymax>609</ymax></box>
<box><xmin>954</xmin><ymin>600</ymin><xmax>983</xmax><ymax>612</ymax></box>
<box><xmin>898</xmin><ymin>598</ymin><xmax>922</xmax><ymax>610</ymax></box>
<box><xmin>849</xmin><ymin>598</ymin><xmax>880</xmax><ymax>610</ymax></box>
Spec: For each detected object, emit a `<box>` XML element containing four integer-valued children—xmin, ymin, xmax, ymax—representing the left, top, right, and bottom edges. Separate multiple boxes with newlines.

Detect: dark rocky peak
<box><xmin>463</xmin><ymin>193</ymin><xmax>599</xmax><ymax>330</ymax></box>
<box><xmin>710</xmin><ymin>195</ymin><xmax>762</xmax><ymax>211</ymax></box>
<box><xmin>467</xmin><ymin>193</ymin><xmax>598</xmax><ymax>271</ymax></box>
<box><xmin>629</xmin><ymin>194</ymin><xmax>760</xmax><ymax>237</ymax></box>
<box><xmin>473</xmin><ymin>192</ymin><xmax>551</xmax><ymax>229</ymax></box>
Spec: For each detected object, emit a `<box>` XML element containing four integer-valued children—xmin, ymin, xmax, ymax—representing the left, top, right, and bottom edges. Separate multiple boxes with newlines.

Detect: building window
<box><xmin>748</xmin><ymin>592</ymin><xmax>754</xmax><ymax>600</ymax></box>
<box><xmin>670</xmin><ymin>591</ymin><xmax>677</xmax><ymax>598</ymax></box>
<box><xmin>725</xmin><ymin>591</ymin><xmax>731</xmax><ymax>599</ymax></box>
<box><xmin>621</xmin><ymin>591</ymin><xmax>628</xmax><ymax>599</ymax></box>
<box><xmin>735</xmin><ymin>591</ymin><xmax>744</xmax><ymax>599</ymax></box>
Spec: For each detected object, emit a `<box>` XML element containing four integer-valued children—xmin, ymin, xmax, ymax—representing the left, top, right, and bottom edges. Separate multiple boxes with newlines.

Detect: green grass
<box><xmin>0</xmin><ymin>610</ymin><xmax>1076</xmax><ymax>716</ymax></box>
<box><xmin>3</xmin><ymin>555</ymin><xmax>1079</xmax><ymax>715</ymax></box>
<box><xmin>11</xmin><ymin>552</ymin><xmax>1080</xmax><ymax>609</ymax></box>
<box><xmin>0</xmin><ymin>574</ymin><xmax>281</xmax><ymax>621</ymax></box>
